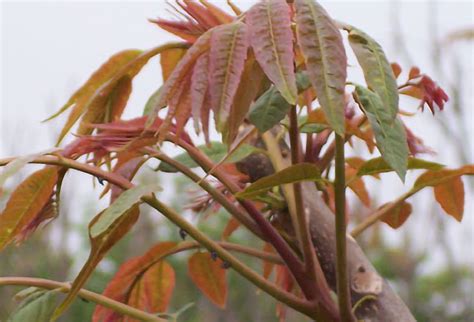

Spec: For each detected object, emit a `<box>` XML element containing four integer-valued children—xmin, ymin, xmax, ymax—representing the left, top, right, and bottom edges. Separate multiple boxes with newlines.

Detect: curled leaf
<box><xmin>381</xmin><ymin>201</ymin><xmax>412</xmax><ymax>229</ymax></box>
<box><xmin>434</xmin><ymin>176</ymin><xmax>464</xmax><ymax>221</ymax></box>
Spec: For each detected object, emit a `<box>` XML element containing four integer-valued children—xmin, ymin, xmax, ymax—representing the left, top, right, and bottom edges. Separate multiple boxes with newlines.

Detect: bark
<box><xmin>237</xmin><ymin>151</ymin><xmax>415</xmax><ymax>322</ymax></box>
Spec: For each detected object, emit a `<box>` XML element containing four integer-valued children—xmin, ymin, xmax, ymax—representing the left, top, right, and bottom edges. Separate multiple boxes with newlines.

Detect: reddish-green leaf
<box><xmin>434</xmin><ymin>176</ymin><xmax>465</xmax><ymax>221</ymax></box>
<box><xmin>381</xmin><ymin>201</ymin><xmax>412</xmax><ymax>229</ymax></box>
<box><xmin>126</xmin><ymin>261</ymin><xmax>175</xmax><ymax>317</ymax></box>
<box><xmin>48</xmin><ymin>49</ymin><xmax>142</xmax><ymax>144</ymax></box>
<box><xmin>191</xmin><ymin>52</ymin><xmax>210</xmax><ymax>134</ymax></box>
<box><xmin>160</xmin><ymin>47</ymin><xmax>188</xmax><ymax>81</ymax></box>
<box><xmin>188</xmin><ymin>252</ymin><xmax>227</xmax><ymax>308</ymax></box>
<box><xmin>93</xmin><ymin>242</ymin><xmax>178</xmax><ymax>322</ymax></box>
<box><xmin>224</xmin><ymin>54</ymin><xmax>266</xmax><ymax>144</ymax></box>
<box><xmin>236</xmin><ymin>163</ymin><xmax>323</xmax><ymax>199</ymax></box>
<box><xmin>262</xmin><ymin>243</ymin><xmax>275</xmax><ymax>279</ymax></box>
<box><xmin>247</xmin><ymin>0</ymin><xmax>297</xmax><ymax>104</ymax></box>
<box><xmin>0</xmin><ymin>167</ymin><xmax>58</xmax><ymax>251</ymax></box>
<box><xmin>52</xmin><ymin>205</ymin><xmax>140</xmax><ymax>321</ymax></box>
<box><xmin>348</xmin><ymin>27</ymin><xmax>399</xmax><ymax>119</ymax></box>
<box><xmin>156</xmin><ymin>32</ymin><xmax>211</xmax><ymax>134</ymax></box>
<box><xmin>295</xmin><ymin>0</ymin><xmax>347</xmax><ymax>135</ymax></box>
<box><xmin>209</xmin><ymin>22</ymin><xmax>249</xmax><ymax>132</ymax></box>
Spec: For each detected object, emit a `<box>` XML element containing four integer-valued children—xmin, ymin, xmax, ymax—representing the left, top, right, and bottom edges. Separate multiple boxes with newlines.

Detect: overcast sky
<box><xmin>1</xmin><ymin>0</ymin><xmax>473</xmax><ymax>270</ymax></box>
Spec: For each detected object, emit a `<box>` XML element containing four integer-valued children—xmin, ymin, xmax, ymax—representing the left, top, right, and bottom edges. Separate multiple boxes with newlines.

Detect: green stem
<box><xmin>288</xmin><ymin>107</ymin><xmax>319</xmax><ymax>286</ymax></box>
<box><xmin>334</xmin><ymin>134</ymin><xmax>354</xmax><ymax>322</ymax></box>
<box><xmin>0</xmin><ymin>277</ymin><xmax>166</xmax><ymax>322</ymax></box>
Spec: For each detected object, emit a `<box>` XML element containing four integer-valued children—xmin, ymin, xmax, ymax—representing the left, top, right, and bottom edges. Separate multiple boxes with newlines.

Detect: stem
<box><xmin>334</xmin><ymin>134</ymin><xmax>354</xmax><ymax>321</ymax></box>
<box><xmin>0</xmin><ymin>155</ymin><xmax>315</xmax><ymax>319</ymax></box>
<box><xmin>0</xmin><ymin>277</ymin><xmax>166</xmax><ymax>322</ymax></box>
<box><xmin>173</xmin><ymin>139</ymin><xmax>321</xmax><ymax>304</ymax></box>
<box><xmin>351</xmin><ymin>189</ymin><xmax>419</xmax><ymax>238</ymax></box>
<box><xmin>145</xmin><ymin>148</ymin><xmax>263</xmax><ymax>239</ymax></box>
<box><xmin>288</xmin><ymin>107</ymin><xmax>319</xmax><ymax>283</ymax></box>
<box><xmin>143</xmin><ymin>196</ymin><xmax>316</xmax><ymax>318</ymax></box>
<box><xmin>261</xmin><ymin>130</ymin><xmax>340</xmax><ymax>320</ymax></box>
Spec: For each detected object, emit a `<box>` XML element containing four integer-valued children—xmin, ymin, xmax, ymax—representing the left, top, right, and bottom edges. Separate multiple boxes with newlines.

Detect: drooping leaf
<box><xmin>248</xmin><ymin>72</ymin><xmax>311</xmax><ymax>133</ymax></box>
<box><xmin>52</xmin><ymin>205</ymin><xmax>140</xmax><ymax>321</ymax></box>
<box><xmin>347</xmin><ymin>26</ymin><xmax>399</xmax><ymax>119</ymax></box>
<box><xmin>221</xmin><ymin>217</ymin><xmax>241</xmax><ymax>240</ymax></box>
<box><xmin>93</xmin><ymin>241</ymin><xmax>178</xmax><ymax>322</ymax></box>
<box><xmin>354</xmin><ymin>85</ymin><xmax>408</xmax><ymax>181</ymax></box>
<box><xmin>247</xmin><ymin>0</ymin><xmax>297</xmax><ymax>104</ymax></box>
<box><xmin>90</xmin><ymin>184</ymin><xmax>161</xmax><ymax>238</ymax></box>
<box><xmin>188</xmin><ymin>252</ymin><xmax>227</xmax><ymax>308</ymax></box>
<box><xmin>357</xmin><ymin>157</ymin><xmax>444</xmax><ymax>177</ymax></box>
<box><xmin>143</xmin><ymin>87</ymin><xmax>163</xmax><ymax>116</ymax></box>
<box><xmin>199</xmin><ymin>0</ymin><xmax>234</xmax><ymax>24</ymax></box>
<box><xmin>236</xmin><ymin>163</ymin><xmax>323</xmax><ymax>199</ymax></box>
<box><xmin>295</xmin><ymin>0</ymin><xmax>347</xmax><ymax>135</ymax></box>
<box><xmin>346</xmin><ymin>167</ymin><xmax>370</xmax><ymax>207</ymax></box>
<box><xmin>381</xmin><ymin>201</ymin><xmax>412</xmax><ymax>229</ymax></box>
<box><xmin>7</xmin><ymin>289</ymin><xmax>59</xmax><ymax>322</ymax></box>
<box><xmin>160</xmin><ymin>47</ymin><xmax>188</xmax><ymax>81</ymax></box>
<box><xmin>434</xmin><ymin>176</ymin><xmax>465</xmax><ymax>221</ymax></box>
<box><xmin>0</xmin><ymin>167</ymin><xmax>58</xmax><ymax>251</ymax></box>
<box><xmin>126</xmin><ymin>261</ymin><xmax>176</xmax><ymax>316</ymax></box>
<box><xmin>248</xmin><ymin>85</ymin><xmax>291</xmax><ymax>133</ymax></box>
<box><xmin>209</xmin><ymin>22</ymin><xmax>249</xmax><ymax>132</ymax></box>
<box><xmin>191</xmin><ymin>52</ymin><xmax>210</xmax><ymax>134</ymax></box>
<box><xmin>156</xmin><ymin>32</ymin><xmax>212</xmax><ymax>133</ymax></box>
<box><xmin>413</xmin><ymin>165</ymin><xmax>474</xmax><ymax>190</ymax></box>
<box><xmin>224</xmin><ymin>53</ymin><xmax>266</xmax><ymax>144</ymax></box>
<box><xmin>262</xmin><ymin>243</ymin><xmax>276</xmax><ymax>279</ymax></box>
<box><xmin>48</xmin><ymin>49</ymin><xmax>141</xmax><ymax>144</ymax></box>
<box><xmin>0</xmin><ymin>149</ymin><xmax>58</xmax><ymax>188</ymax></box>
<box><xmin>158</xmin><ymin>142</ymin><xmax>260</xmax><ymax>173</ymax></box>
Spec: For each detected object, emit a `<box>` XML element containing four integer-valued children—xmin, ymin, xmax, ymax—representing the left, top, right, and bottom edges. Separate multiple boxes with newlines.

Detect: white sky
<box><xmin>1</xmin><ymin>0</ymin><xmax>473</xmax><ymax>272</ymax></box>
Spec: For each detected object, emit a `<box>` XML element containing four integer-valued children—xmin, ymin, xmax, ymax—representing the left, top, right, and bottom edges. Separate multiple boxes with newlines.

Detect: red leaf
<box><xmin>434</xmin><ymin>176</ymin><xmax>465</xmax><ymax>221</ymax></box>
<box><xmin>188</xmin><ymin>252</ymin><xmax>227</xmax><ymax>308</ymax></box>
<box><xmin>221</xmin><ymin>217</ymin><xmax>241</xmax><ymax>240</ymax></box>
<box><xmin>0</xmin><ymin>167</ymin><xmax>58</xmax><ymax>251</ymax></box>
<box><xmin>209</xmin><ymin>22</ymin><xmax>249</xmax><ymax>132</ymax></box>
<box><xmin>381</xmin><ymin>201</ymin><xmax>412</xmax><ymax>229</ymax></box>
<box><xmin>191</xmin><ymin>52</ymin><xmax>210</xmax><ymax>134</ymax></box>
<box><xmin>126</xmin><ymin>261</ymin><xmax>175</xmax><ymax>318</ymax></box>
<box><xmin>93</xmin><ymin>242</ymin><xmax>178</xmax><ymax>322</ymax></box>
<box><xmin>346</xmin><ymin>167</ymin><xmax>370</xmax><ymax>207</ymax></box>
<box><xmin>247</xmin><ymin>0</ymin><xmax>297</xmax><ymax>104</ymax></box>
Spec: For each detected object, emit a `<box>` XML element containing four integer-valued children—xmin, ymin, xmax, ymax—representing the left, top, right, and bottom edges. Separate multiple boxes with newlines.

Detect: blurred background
<box><xmin>1</xmin><ymin>1</ymin><xmax>473</xmax><ymax>321</ymax></box>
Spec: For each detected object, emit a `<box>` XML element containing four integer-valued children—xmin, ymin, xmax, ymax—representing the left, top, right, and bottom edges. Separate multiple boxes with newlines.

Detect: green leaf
<box><xmin>143</xmin><ymin>86</ymin><xmax>163</xmax><ymax>116</ymax></box>
<box><xmin>236</xmin><ymin>163</ymin><xmax>323</xmax><ymax>199</ymax></box>
<box><xmin>89</xmin><ymin>184</ymin><xmax>161</xmax><ymax>238</ymax></box>
<box><xmin>295</xmin><ymin>0</ymin><xmax>347</xmax><ymax>136</ymax></box>
<box><xmin>354</xmin><ymin>85</ymin><xmax>408</xmax><ymax>181</ymax></box>
<box><xmin>158</xmin><ymin>142</ymin><xmax>260</xmax><ymax>173</ymax></box>
<box><xmin>348</xmin><ymin>27</ymin><xmax>399</xmax><ymax>119</ymax></box>
<box><xmin>8</xmin><ymin>290</ymin><xmax>58</xmax><ymax>322</ymax></box>
<box><xmin>248</xmin><ymin>72</ymin><xmax>311</xmax><ymax>133</ymax></box>
<box><xmin>357</xmin><ymin>157</ymin><xmax>444</xmax><ymax>177</ymax></box>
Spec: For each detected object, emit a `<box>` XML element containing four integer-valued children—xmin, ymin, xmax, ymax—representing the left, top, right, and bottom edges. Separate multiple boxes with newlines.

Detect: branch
<box><xmin>0</xmin><ymin>155</ymin><xmax>315</xmax><ymax>319</ymax></box>
<box><xmin>0</xmin><ymin>277</ymin><xmax>166</xmax><ymax>322</ymax></box>
<box><xmin>334</xmin><ymin>134</ymin><xmax>355</xmax><ymax>321</ymax></box>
